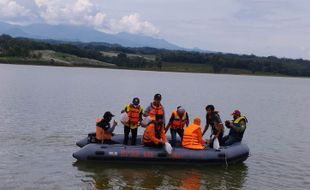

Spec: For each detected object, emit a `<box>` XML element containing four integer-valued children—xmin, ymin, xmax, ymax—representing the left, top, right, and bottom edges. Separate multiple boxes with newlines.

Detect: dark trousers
<box><xmin>222</xmin><ymin>135</ymin><xmax>241</xmax><ymax>146</ymax></box>
<box><xmin>95</xmin><ymin>139</ymin><xmax>118</xmax><ymax>144</ymax></box>
<box><xmin>170</xmin><ymin>128</ymin><xmax>184</xmax><ymax>147</ymax></box>
<box><xmin>144</xmin><ymin>141</ymin><xmax>163</xmax><ymax>148</ymax></box>
<box><xmin>123</xmin><ymin>125</ymin><xmax>138</xmax><ymax>145</ymax></box>
<box><xmin>209</xmin><ymin>132</ymin><xmax>224</xmax><ymax>148</ymax></box>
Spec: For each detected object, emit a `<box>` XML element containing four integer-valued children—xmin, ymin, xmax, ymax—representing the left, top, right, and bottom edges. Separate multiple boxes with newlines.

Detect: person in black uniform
<box><xmin>202</xmin><ymin>105</ymin><xmax>224</xmax><ymax>148</ymax></box>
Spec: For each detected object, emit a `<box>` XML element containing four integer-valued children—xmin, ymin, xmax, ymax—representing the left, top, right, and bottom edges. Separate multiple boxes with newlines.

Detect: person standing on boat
<box><xmin>165</xmin><ymin>106</ymin><xmax>189</xmax><ymax>147</ymax></box>
<box><xmin>223</xmin><ymin>110</ymin><xmax>248</xmax><ymax>146</ymax></box>
<box><xmin>122</xmin><ymin>97</ymin><xmax>143</xmax><ymax>145</ymax></box>
<box><xmin>182</xmin><ymin>117</ymin><xmax>205</xmax><ymax>150</ymax></box>
<box><xmin>96</xmin><ymin>111</ymin><xmax>118</xmax><ymax>144</ymax></box>
<box><xmin>202</xmin><ymin>105</ymin><xmax>224</xmax><ymax>148</ymax></box>
<box><xmin>143</xmin><ymin>114</ymin><xmax>167</xmax><ymax>148</ymax></box>
<box><xmin>144</xmin><ymin>93</ymin><xmax>165</xmax><ymax>125</ymax></box>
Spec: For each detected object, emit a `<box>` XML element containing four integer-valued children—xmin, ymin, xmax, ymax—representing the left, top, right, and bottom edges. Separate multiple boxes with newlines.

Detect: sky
<box><xmin>0</xmin><ymin>0</ymin><xmax>310</xmax><ymax>60</ymax></box>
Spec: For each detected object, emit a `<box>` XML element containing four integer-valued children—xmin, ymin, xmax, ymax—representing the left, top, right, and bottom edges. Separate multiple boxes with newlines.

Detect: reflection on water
<box><xmin>73</xmin><ymin>161</ymin><xmax>248</xmax><ymax>189</ymax></box>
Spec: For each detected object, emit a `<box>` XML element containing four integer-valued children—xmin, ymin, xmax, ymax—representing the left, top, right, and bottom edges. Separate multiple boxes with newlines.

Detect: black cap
<box><xmin>103</xmin><ymin>111</ymin><xmax>114</xmax><ymax>119</ymax></box>
<box><xmin>154</xmin><ymin>93</ymin><xmax>162</xmax><ymax>101</ymax></box>
<box><xmin>132</xmin><ymin>97</ymin><xmax>140</xmax><ymax>105</ymax></box>
<box><xmin>205</xmin><ymin>105</ymin><xmax>215</xmax><ymax>111</ymax></box>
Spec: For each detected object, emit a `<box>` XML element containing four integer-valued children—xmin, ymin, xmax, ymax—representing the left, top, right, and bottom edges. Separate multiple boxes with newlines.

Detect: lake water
<box><xmin>0</xmin><ymin>64</ymin><xmax>310</xmax><ymax>190</ymax></box>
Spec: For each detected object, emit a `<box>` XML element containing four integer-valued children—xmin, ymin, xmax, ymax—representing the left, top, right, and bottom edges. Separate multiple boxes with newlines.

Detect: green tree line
<box><xmin>1</xmin><ymin>34</ymin><xmax>310</xmax><ymax>76</ymax></box>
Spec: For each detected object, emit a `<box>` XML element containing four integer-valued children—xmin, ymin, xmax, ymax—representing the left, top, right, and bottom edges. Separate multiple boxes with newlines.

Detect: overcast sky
<box><xmin>1</xmin><ymin>0</ymin><xmax>310</xmax><ymax>59</ymax></box>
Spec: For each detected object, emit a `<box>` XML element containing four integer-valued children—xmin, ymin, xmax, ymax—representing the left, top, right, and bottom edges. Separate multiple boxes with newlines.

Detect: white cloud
<box><xmin>34</xmin><ymin>0</ymin><xmax>103</xmax><ymax>26</ymax></box>
<box><xmin>31</xmin><ymin>0</ymin><xmax>159</xmax><ymax>36</ymax></box>
<box><xmin>34</xmin><ymin>1</ymin><xmax>60</xmax><ymax>24</ymax></box>
<box><xmin>107</xmin><ymin>13</ymin><xmax>160</xmax><ymax>35</ymax></box>
<box><xmin>0</xmin><ymin>0</ymin><xmax>34</xmax><ymax>22</ymax></box>
<box><xmin>73</xmin><ymin>0</ymin><xmax>93</xmax><ymax>13</ymax></box>
<box><xmin>93</xmin><ymin>13</ymin><xmax>106</xmax><ymax>27</ymax></box>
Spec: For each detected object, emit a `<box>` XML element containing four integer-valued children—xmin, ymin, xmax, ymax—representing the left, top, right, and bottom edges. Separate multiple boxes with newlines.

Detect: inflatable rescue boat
<box><xmin>73</xmin><ymin>133</ymin><xmax>249</xmax><ymax>165</ymax></box>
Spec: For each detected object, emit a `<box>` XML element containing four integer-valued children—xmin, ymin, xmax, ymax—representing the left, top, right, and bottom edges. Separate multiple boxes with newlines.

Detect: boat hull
<box><xmin>73</xmin><ymin>134</ymin><xmax>249</xmax><ymax>165</ymax></box>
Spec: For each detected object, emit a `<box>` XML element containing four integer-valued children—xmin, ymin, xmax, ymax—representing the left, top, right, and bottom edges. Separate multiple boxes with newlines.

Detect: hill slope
<box><xmin>0</xmin><ymin>22</ymin><xmax>181</xmax><ymax>50</ymax></box>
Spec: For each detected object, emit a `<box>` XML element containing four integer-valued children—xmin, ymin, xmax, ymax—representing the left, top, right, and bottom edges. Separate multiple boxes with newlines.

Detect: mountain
<box><xmin>0</xmin><ymin>22</ymin><xmax>181</xmax><ymax>50</ymax></box>
<box><xmin>0</xmin><ymin>22</ymin><xmax>13</xmax><ymax>31</ymax></box>
<box><xmin>3</xmin><ymin>28</ymin><xmax>30</xmax><ymax>37</ymax></box>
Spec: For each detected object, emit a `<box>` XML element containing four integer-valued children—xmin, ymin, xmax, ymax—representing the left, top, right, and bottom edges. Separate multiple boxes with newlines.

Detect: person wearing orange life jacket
<box><xmin>182</xmin><ymin>117</ymin><xmax>205</xmax><ymax>150</ymax></box>
<box><xmin>165</xmin><ymin>106</ymin><xmax>189</xmax><ymax>147</ymax></box>
<box><xmin>143</xmin><ymin>114</ymin><xmax>167</xmax><ymax>148</ymax></box>
<box><xmin>122</xmin><ymin>97</ymin><xmax>143</xmax><ymax>145</ymax></box>
<box><xmin>96</xmin><ymin>111</ymin><xmax>118</xmax><ymax>144</ymax></box>
<box><xmin>143</xmin><ymin>93</ymin><xmax>165</xmax><ymax>125</ymax></box>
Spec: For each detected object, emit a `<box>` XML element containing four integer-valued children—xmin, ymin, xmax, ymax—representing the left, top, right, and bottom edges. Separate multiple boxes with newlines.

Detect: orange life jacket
<box><xmin>182</xmin><ymin>123</ymin><xmax>205</xmax><ymax>150</ymax></box>
<box><xmin>149</xmin><ymin>103</ymin><xmax>164</xmax><ymax>118</ymax></box>
<box><xmin>95</xmin><ymin>118</ymin><xmax>112</xmax><ymax>141</ymax></box>
<box><xmin>171</xmin><ymin>110</ymin><xmax>188</xmax><ymax>129</ymax></box>
<box><xmin>143</xmin><ymin>122</ymin><xmax>166</xmax><ymax>144</ymax></box>
<box><xmin>126</xmin><ymin>104</ymin><xmax>142</xmax><ymax>128</ymax></box>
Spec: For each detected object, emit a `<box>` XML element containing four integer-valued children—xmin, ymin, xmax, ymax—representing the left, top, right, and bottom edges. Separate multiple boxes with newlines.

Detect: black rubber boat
<box><xmin>73</xmin><ymin>133</ymin><xmax>249</xmax><ymax>165</ymax></box>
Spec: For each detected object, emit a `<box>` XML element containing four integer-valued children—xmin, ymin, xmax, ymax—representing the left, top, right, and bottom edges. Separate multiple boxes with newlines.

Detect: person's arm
<box><xmin>197</xmin><ymin>128</ymin><xmax>205</xmax><ymax>145</ymax></box>
<box><xmin>121</xmin><ymin>105</ymin><xmax>128</xmax><ymax>114</ymax></box>
<box><xmin>202</xmin><ymin>115</ymin><xmax>209</xmax><ymax>136</ymax></box>
<box><xmin>185</xmin><ymin>113</ymin><xmax>189</xmax><ymax>127</ymax></box>
<box><xmin>125</xmin><ymin>105</ymin><xmax>129</xmax><ymax>113</ymax></box>
<box><xmin>165</xmin><ymin>114</ymin><xmax>174</xmax><ymax>133</ymax></box>
<box><xmin>105</xmin><ymin>120</ymin><xmax>118</xmax><ymax>133</ymax></box>
<box><xmin>162</xmin><ymin>106</ymin><xmax>166</xmax><ymax>126</ymax></box>
<box><xmin>139</xmin><ymin>107</ymin><xmax>143</xmax><ymax>121</ymax></box>
<box><xmin>137</xmin><ymin>107</ymin><xmax>143</xmax><ymax>126</ymax></box>
<box><xmin>143</xmin><ymin>105</ymin><xmax>151</xmax><ymax>117</ymax></box>
<box><xmin>160</xmin><ymin>126</ymin><xmax>167</xmax><ymax>143</ymax></box>
<box><xmin>202</xmin><ymin>124</ymin><xmax>209</xmax><ymax>136</ymax></box>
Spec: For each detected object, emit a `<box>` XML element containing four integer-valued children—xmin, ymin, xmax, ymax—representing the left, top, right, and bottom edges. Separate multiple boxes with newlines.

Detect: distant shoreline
<box><xmin>1</xmin><ymin>35</ymin><xmax>309</xmax><ymax>78</ymax></box>
<box><xmin>1</xmin><ymin>59</ymin><xmax>303</xmax><ymax>79</ymax></box>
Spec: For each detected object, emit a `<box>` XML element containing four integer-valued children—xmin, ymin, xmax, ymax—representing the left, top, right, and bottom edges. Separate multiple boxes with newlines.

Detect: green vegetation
<box><xmin>1</xmin><ymin>34</ymin><xmax>310</xmax><ymax>77</ymax></box>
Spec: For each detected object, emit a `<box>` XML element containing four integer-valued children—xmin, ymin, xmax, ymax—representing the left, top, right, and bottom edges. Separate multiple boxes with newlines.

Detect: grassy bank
<box><xmin>0</xmin><ymin>50</ymin><xmax>116</xmax><ymax>68</ymax></box>
<box><xmin>0</xmin><ymin>54</ymin><xmax>283</xmax><ymax>77</ymax></box>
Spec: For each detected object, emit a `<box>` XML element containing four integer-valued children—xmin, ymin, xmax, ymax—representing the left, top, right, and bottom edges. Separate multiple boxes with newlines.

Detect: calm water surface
<box><xmin>0</xmin><ymin>64</ymin><xmax>310</xmax><ymax>190</ymax></box>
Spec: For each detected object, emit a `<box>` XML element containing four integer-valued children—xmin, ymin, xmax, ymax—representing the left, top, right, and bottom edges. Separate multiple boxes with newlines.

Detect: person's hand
<box><xmin>159</xmin><ymin>139</ymin><xmax>164</xmax><ymax>144</ymax></box>
<box><xmin>164</xmin><ymin>126</ymin><xmax>169</xmax><ymax>133</ymax></box>
<box><xmin>210</xmin><ymin>135</ymin><xmax>217</xmax><ymax>142</ymax></box>
<box><xmin>112</xmin><ymin>120</ymin><xmax>118</xmax><ymax>127</ymax></box>
<box><xmin>225</xmin><ymin>120</ymin><xmax>231</xmax><ymax>128</ymax></box>
<box><xmin>205</xmin><ymin>139</ymin><xmax>211</xmax><ymax>144</ymax></box>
